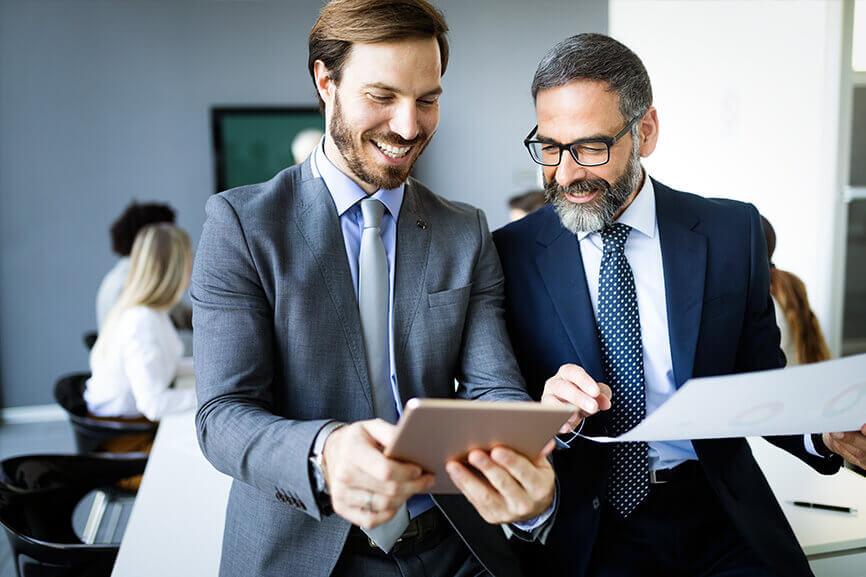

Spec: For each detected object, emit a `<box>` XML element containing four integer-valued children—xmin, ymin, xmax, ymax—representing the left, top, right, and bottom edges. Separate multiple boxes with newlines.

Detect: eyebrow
<box><xmin>363</xmin><ymin>82</ymin><xmax>443</xmax><ymax>98</ymax></box>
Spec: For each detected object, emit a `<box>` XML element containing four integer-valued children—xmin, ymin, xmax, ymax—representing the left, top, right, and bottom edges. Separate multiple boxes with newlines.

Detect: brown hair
<box><xmin>761</xmin><ymin>215</ymin><xmax>830</xmax><ymax>364</ymax></box>
<box><xmin>771</xmin><ymin>269</ymin><xmax>831</xmax><ymax>364</ymax></box>
<box><xmin>308</xmin><ymin>0</ymin><xmax>449</xmax><ymax>111</ymax></box>
<box><xmin>508</xmin><ymin>190</ymin><xmax>546</xmax><ymax>213</ymax></box>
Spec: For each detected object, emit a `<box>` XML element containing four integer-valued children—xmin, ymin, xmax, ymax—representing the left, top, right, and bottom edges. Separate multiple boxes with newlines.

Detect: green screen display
<box><xmin>212</xmin><ymin>107</ymin><xmax>324</xmax><ymax>192</ymax></box>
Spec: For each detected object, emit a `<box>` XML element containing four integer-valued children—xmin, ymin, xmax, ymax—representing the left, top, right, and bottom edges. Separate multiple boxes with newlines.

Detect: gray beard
<box><xmin>546</xmin><ymin>145</ymin><xmax>643</xmax><ymax>234</ymax></box>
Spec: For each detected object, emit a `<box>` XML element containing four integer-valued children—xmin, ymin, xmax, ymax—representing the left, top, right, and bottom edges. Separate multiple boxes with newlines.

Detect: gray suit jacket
<box><xmin>191</xmin><ymin>159</ymin><xmax>533</xmax><ymax>577</ymax></box>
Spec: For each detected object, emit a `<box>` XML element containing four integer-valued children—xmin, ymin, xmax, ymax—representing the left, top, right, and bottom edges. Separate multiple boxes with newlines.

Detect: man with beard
<box><xmin>493</xmin><ymin>33</ymin><xmax>865</xmax><ymax>577</ymax></box>
<box><xmin>191</xmin><ymin>1</ymin><xmax>556</xmax><ymax>577</ymax></box>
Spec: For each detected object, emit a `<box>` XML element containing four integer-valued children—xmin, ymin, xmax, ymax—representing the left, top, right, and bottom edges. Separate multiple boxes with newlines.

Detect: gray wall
<box><xmin>0</xmin><ymin>0</ymin><xmax>606</xmax><ymax>408</ymax></box>
<box><xmin>415</xmin><ymin>0</ymin><xmax>607</xmax><ymax>225</ymax></box>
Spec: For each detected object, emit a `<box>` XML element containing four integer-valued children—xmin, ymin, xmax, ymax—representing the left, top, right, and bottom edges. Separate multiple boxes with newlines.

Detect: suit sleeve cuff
<box><xmin>807</xmin><ymin>433</ymin><xmax>837</xmax><ymax>459</ymax></box>
<box><xmin>555</xmin><ymin>418</ymin><xmax>586</xmax><ymax>449</ymax></box>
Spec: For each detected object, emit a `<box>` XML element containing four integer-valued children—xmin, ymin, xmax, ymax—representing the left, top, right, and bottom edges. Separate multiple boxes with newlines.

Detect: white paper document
<box><xmin>582</xmin><ymin>354</ymin><xmax>866</xmax><ymax>443</ymax></box>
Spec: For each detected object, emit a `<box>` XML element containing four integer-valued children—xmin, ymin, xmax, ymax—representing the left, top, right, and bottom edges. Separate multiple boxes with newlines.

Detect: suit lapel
<box><xmin>393</xmin><ymin>180</ymin><xmax>431</xmax><ymax>402</ymax></box>
<box><xmin>294</xmin><ymin>166</ymin><xmax>374</xmax><ymax>412</ymax></box>
<box><xmin>534</xmin><ymin>209</ymin><xmax>605</xmax><ymax>381</ymax></box>
<box><xmin>655</xmin><ymin>181</ymin><xmax>707</xmax><ymax>388</ymax></box>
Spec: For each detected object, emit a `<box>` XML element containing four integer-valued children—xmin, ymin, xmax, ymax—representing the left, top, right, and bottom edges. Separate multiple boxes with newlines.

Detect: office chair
<box><xmin>53</xmin><ymin>373</ymin><xmax>157</xmax><ymax>454</ymax></box>
<box><xmin>0</xmin><ymin>453</ymin><xmax>147</xmax><ymax>577</ymax></box>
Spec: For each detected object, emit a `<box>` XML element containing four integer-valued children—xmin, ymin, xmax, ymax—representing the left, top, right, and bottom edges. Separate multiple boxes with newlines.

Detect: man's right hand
<box><xmin>541</xmin><ymin>364</ymin><xmax>612</xmax><ymax>433</ymax></box>
<box><xmin>322</xmin><ymin>419</ymin><xmax>434</xmax><ymax>529</ymax></box>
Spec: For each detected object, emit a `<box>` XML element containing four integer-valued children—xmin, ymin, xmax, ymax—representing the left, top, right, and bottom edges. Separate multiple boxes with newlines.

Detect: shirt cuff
<box><xmin>806</xmin><ymin>432</ymin><xmax>837</xmax><ymax>459</ymax></box>
<box><xmin>555</xmin><ymin>418</ymin><xmax>586</xmax><ymax>449</ymax></box>
<box><xmin>804</xmin><ymin>433</ymin><xmax>821</xmax><ymax>457</ymax></box>
<box><xmin>501</xmin><ymin>481</ymin><xmax>558</xmax><ymax>544</ymax></box>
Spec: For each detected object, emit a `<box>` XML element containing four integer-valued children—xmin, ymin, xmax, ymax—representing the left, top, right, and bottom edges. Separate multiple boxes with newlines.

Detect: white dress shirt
<box><xmin>577</xmin><ymin>176</ymin><xmax>697</xmax><ymax>470</ymax></box>
<box><xmin>85</xmin><ymin>305</ymin><xmax>195</xmax><ymax>421</ymax></box>
<box><xmin>96</xmin><ymin>258</ymin><xmax>130</xmax><ymax>329</ymax></box>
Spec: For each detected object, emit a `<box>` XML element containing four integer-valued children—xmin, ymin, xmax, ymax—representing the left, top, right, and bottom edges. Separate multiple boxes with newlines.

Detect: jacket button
<box><xmin>592</xmin><ymin>497</ymin><xmax>601</xmax><ymax>510</ymax></box>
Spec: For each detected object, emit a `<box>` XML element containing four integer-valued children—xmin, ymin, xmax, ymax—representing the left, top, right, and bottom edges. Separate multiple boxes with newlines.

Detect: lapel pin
<box><xmin>416</xmin><ymin>218</ymin><xmax>427</xmax><ymax>230</ymax></box>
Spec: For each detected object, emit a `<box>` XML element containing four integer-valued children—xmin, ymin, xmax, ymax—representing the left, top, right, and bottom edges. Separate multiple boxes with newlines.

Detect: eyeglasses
<box><xmin>524</xmin><ymin>115</ymin><xmax>641</xmax><ymax>167</ymax></box>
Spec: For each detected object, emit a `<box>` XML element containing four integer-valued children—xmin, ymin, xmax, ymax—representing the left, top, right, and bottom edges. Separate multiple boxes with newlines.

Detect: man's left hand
<box><xmin>445</xmin><ymin>441</ymin><xmax>555</xmax><ymax>524</ymax></box>
<box><xmin>822</xmin><ymin>423</ymin><xmax>866</xmax><ymax>469</ymax></box>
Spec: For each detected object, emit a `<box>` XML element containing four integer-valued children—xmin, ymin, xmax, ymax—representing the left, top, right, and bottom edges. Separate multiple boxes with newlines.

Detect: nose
<box><xmin>389</xmin><ymin>100</ymin><xmax>420</xmax><ymax>142</ymax></box>
<box><xmin>555</xmin><ymin>149</ymin><xmax>587</xmax><ymax>188</ymax></box>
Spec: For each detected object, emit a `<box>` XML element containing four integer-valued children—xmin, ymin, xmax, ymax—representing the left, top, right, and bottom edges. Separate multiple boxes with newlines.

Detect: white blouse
<box><xmin>773</xmin><ymin>296</ymin><xmax>798</xmax><ymax>367</ymax></box>
<box><xmin>85</xmin><ymin>306</ymin><xmax>196</xmax><ymax>421</ymax></box>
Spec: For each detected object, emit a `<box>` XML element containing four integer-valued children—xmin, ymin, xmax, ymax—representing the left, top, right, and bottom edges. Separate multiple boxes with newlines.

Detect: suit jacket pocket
<box><xmin>427</xmin><ymin>284</ymin><xmax>472</xmax><ymax>308</ymax></box>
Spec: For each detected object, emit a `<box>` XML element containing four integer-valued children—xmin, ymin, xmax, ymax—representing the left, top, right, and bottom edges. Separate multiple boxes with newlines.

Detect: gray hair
<box><xmin>531</xmin><ymin>33</ymin><xmax>652</xmax><ymax>128</ymax></box>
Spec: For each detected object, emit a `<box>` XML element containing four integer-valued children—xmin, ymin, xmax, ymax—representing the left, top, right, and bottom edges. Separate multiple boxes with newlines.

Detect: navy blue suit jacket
<box><xmin>493</xmin><ymin>179</ymin><xmax>840</xmax><ymax>577</ymax></box>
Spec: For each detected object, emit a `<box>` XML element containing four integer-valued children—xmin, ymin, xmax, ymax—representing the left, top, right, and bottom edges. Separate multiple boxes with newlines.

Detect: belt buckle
<box><xmin>649</xmin><ymin>469</ymin><xmax>669</xmax><ymax>484</ymax></box>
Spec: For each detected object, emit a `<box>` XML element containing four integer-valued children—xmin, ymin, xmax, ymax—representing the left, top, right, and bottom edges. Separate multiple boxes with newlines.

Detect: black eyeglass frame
<box><xmin>523</xmin><ymin>114</ymin><xmax>642</xmax><ymax>167</ymax></box>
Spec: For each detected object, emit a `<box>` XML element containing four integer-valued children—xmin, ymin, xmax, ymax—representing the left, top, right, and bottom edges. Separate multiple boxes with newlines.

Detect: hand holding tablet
<box><xmin>384</xmin><ymin>398</ymin><xmax>572</xmax><ymax>494</ymax></box>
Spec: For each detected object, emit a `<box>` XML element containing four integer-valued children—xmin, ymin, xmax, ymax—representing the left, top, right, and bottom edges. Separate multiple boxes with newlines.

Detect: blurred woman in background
<box><xmin>86</xmin><ymin>223</ymin><xmax>196</xmax><ymax>422</ymax></box>
<box><xmin>761</xmin><ymin>215</ymin><xmax>831</xmax><ymax>365</ymax></box>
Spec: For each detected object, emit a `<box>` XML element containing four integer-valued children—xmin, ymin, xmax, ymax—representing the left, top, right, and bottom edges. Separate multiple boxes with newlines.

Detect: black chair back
<box><xmin>0</xmin><ymin>453</ymin><xmax>146</xmax><ymax>577</ymax></box>
<box><xmin>52</xmin><ymin>373</ymin><xmax>157</xmax><ymax>454</ymax></box>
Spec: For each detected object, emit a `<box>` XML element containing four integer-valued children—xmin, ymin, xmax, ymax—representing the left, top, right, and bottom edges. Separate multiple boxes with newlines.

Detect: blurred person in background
<box><xmin>508</xmin><ymin>190</ymin><xmax>546</xmax><ymax>222</ymax></box>
<box><xmin>761</xmin><ymin>215</ymin><xmax>831</xmax><ymax>366</ymax></box>
<box><xmin>86</xmin><ymin>224</ymin><xmax>195</xmax><ymax>423</ymax></box>
<box><xmin>292</xmin><ymin>127</ymin><xmax>325</xmax><ymax>165</ymax></box>
<box><xmin>96</xmin><ymin>201</ymin><xmax>176</xmax><ymax>329</ymax></box>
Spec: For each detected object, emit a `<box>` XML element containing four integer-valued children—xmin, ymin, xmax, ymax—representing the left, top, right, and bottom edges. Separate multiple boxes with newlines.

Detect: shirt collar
<box><xmin>311</xmin><ymin>137</ymin><xmax>404</xmax><ymax>220</ymax></box>
<box><xmin>576</xmin><ymin>171</ymin><xmax>656</xmax><ymax>241</ymax></box>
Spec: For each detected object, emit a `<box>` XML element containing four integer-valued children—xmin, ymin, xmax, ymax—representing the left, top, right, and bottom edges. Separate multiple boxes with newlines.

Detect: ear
<box><xmin>313</xmin><ymin>60</ymin><xmax>337</xmax><ymax>110</ymax></box>
<box><xmin>637</xmin><ymin>106</ymin><xmax>659</xmax><ymax>157</ymax></box>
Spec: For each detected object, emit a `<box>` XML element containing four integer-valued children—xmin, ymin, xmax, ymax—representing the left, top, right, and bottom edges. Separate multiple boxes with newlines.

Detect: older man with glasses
<box><xmin>493</xmin><ymin>33</ymin><xmax>864</xmax><ymax>577</ymax></box>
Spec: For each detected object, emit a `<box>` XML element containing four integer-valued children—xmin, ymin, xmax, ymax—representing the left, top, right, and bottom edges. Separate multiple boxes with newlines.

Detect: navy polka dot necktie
<box><xmin>598</xmin><ymin>223</ymin><xmax>649</xmax><ymax>518</ymax></box>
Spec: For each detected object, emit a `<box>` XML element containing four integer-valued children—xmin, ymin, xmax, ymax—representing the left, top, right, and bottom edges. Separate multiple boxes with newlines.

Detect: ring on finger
<box><xmin>365</xmin><ymin>491</ymin><xmax>375</xmax><ymax>513</ymax></box>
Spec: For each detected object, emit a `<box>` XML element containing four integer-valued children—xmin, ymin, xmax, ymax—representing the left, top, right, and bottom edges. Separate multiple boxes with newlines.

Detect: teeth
<box><xmin>374</xmin><ymin>141</ymin><xmax>410</xmax><ymax>158</ymax></box>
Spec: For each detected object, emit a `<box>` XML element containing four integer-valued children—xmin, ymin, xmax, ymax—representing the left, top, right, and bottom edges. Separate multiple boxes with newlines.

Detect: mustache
<box><xmin>366</xmin><ymin>131</ymin><xmax>426</xmax><ymax>147</ymax></box>
<box><xmin>545</xmin><ymin>177</ymin><xmax>610</xmax><ymax>200</ymax></box>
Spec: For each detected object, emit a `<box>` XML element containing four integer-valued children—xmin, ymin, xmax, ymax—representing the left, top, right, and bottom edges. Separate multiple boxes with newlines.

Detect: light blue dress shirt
<box><xmin>310</xmin><ymin>142</ymin><xmax>434</xmax><ymax>519</ymax></box>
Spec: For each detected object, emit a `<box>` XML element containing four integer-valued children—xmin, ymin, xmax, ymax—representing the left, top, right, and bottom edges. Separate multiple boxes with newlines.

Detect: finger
<box><xmin>823</xmin><ymin>434</ymin><xmax>860</xmax><ymax>463</ymax></box>
<box><xmin>342</xmin><ymin>487</ymin><xmax>390</xmax><ymax>514</ymax></box>
<box><xmin>362</xmin><ymin>418</ymin><xmax>400</xmax><ymax>449</ymax></box>
<box><xmin>550</xmin><ymin>378</ymin><xmax>600</xmax><ymax>415</ymax></box>
<box><xmin>490</xmin><ymin>446</ymin><xmax>551</xmax><ymax>500</ymax></box>
<box><xmin>557</xmin><ymin>364</ymin><xmax>600</xmax><ymax>397</ymax></box>
<box><xmin>596</xmin><ymin>383</ymin><xmax>613</xmax><ymax>411</ymax></box>
<box><xmin>352</xmin><ymin>433</ymin><xmax>426</xmax><ymax>483</ymax></box>
<box><xmin>445</xmin><ymin>460</ymin><xmax>504</xmax><ymax>524</ymax></box>
<box><xmin>332</xmin><ymin>499</ymin><xmax>399</xmax><ymax>529</ymax></box>
<box><xmin>860</xmin><ymin>423</ymin><xmax>866</xmax><ymax>436</ymax></box>
<box><xmin>540</xmin><ymin>439</ymin><xmax>556</xmax><ymax>458</ymax></box>
<box><xmin>467</xmin><ymin>450</ymin><xmax>525</xmax><ymax>506</ymax></box>
<box><xmin>541</xmin><ymin>394</ymin><xmax>581</xmax><ymax>433</ymax></box>
<box><xmin>342</xmin><ymin>464</ymin><xmax>435</xmax><ymax>500</ymax></box>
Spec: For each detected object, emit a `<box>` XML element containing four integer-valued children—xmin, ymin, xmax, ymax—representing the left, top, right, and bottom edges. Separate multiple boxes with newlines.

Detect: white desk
<box><xmin>749</xmin><ymin>438</ymin><xmax>866</xmax><ymax>577</ymax></box>
<box><xmin>111</xmin><ymin>412</ymin><xmax>231</xmax><ymax>577</ymax></box>
<box><xmin>112</xmin><ymin>417</ymin><xmax>865</xmax><ymax>576</ymax></box>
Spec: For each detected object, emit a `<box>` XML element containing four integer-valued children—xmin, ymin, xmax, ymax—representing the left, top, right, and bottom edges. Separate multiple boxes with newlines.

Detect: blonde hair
<box><xmin>93</xmin><ymin>224</ymin><xmax>192</xmax><ymax>361</ymax></box>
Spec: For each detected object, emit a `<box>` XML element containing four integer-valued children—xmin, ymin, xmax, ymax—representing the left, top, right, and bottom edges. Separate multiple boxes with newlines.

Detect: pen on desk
<box><xmin>790</xmin><ymin>501</ymin><xmax>858</xmax><ymax>514</ymax></box>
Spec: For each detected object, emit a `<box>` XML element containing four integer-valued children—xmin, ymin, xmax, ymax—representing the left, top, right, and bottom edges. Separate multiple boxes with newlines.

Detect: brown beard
<box><xmin>329</xmin><ymin>94</ymin><xmax>430</xmax><ymax>190</ymax></box>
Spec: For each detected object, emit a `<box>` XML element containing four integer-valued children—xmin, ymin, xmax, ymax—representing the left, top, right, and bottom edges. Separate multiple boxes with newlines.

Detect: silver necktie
<box><xmin>358</xmin><ymin>197</ymin><xmax>408</xmax><ymax>551</ymax></box>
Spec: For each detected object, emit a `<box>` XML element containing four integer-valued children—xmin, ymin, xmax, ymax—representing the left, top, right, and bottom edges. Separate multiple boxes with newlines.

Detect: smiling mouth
<box><xmin>373</xmin><ymin>140</ymin><xmax>411</xmax><ymax>159</ymax></box>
